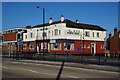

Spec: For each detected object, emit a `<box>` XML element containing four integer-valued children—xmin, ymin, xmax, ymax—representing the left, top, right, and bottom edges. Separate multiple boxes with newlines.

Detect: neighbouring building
<box><xmin>0</xmin><ymin>31</ymin><xmax>2</xmax><ymax>55</ymax></box>
<box><xmin>107</xmin><ymin>27</ymin><xmax>120</xmax><ymax>57</ymax></box>
<box><xmin>22</xmin><ymin>15</ymin><xmax>106</xmax><ymax>55</ymax></box>
<box><xmin>2</xmin><ymin>28</ymin><xmax>27</xmax><ymax>56</ymax></box>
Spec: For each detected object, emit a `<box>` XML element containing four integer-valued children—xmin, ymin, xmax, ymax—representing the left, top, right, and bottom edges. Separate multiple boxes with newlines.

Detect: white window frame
<box><xmin>87</xmin><ymin>43</ymin><xmax>90</xmax><ymax>48</ymax></box>
<box><xmin>54</xmin><ymin>29</ymin><xmax>58</xmax><ymax>35</ymax></box>
<box><xmin>23</xmin><ymin>44</ymin><xmax>27</xmax><ymax>49</ymax></box>
<box><xmin>51</xmin><ymin>43</ymin><xmax>61</xmax><ymax>50</ymax></box>
<box><xmin>29</xmin><ymin>44</ymin><xmax>34</xmax><ymax>49</ymax></box>
<box><xmin>85</xmin><ymin>31</ymin><xmax>90</xmax><ymax>37</ymax></box>
<box><xmin>64</xmin><ymin>43</ymin><xmax>74</xmax><ymax>50</ymax></box>
<box><xmin>97</xmin><ymin>32</ymin><xmax>99</xmax><ymax>37</ymax></box>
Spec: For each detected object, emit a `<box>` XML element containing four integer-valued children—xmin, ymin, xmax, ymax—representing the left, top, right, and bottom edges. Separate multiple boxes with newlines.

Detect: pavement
<box><xmin>11</xmin><ymin>58</ymin><xmax>119</xmax><ymax>72</ymax></box>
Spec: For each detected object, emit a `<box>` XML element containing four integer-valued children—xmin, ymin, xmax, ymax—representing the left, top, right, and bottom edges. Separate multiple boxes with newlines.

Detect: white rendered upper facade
<box><xmin>23</xmin><ymin>15</ymin><xmax>106</xmax><ymax>42</ymax></box>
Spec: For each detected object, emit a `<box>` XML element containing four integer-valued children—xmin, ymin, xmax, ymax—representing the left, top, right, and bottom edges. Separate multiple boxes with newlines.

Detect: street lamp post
<box><xmin>37</xmin><ymin>6</ymin><xmax>45</xmax><ymax>58</ymax></box>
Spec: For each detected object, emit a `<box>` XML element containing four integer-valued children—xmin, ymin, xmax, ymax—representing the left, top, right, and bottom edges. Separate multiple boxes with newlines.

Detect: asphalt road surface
<box><xmin>2</xmin><ymin>58</ymin><xmax>119</xmax><ymax>80</ymax></box>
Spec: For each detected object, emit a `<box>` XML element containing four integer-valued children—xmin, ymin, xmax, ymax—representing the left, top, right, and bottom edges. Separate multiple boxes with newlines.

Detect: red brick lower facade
<box><xmin>22</xmin><ymin>39</ymin><xmax>105</xmax><ymax>55</ymax></box>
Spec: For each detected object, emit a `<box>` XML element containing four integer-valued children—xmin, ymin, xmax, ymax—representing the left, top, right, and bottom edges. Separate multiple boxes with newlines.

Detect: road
<box><xmin>2</xmin><ymin>58</ymin><xmax>119</xmax><ymax>80</ymax></box>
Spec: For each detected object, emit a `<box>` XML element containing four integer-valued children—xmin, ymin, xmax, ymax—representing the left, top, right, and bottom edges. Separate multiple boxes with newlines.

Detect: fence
<box><xmin>2</xmin><ymin>52</ymin><xmax>120</xmax><ymax>67</ymax></box>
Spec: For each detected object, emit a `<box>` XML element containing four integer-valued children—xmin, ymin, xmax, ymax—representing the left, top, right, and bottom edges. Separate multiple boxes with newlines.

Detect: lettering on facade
<box><xmin>67</xmin><ymin>30</ymin><xmax>80</xmax><ymax>35</ymax></box>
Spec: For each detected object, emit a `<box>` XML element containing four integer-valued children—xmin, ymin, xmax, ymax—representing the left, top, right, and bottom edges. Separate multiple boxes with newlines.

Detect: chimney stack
<box><xmin>114</xmin><ymin>27</ymin><xmax>117</xmax><ymax>35</ymax></box>
<box><xmin>61</xmin><ymin>15</ymin><xmax>64</xmax><ymax>22</ymax></box>
<box><xmin>109</xmin><ymin>32</ymin><xmax>112</xmax><ymax>38</ymax></box>
<box><xmin>26</xmin><ymin>25</ymin><xmax>31</xmax><ymax>29</ymax></box>
<box><xmin>76</xmin><ymin>20</ymin><xmax>79</xmax><ymax>23</ymax></box>
<box><xmin>49</xmin><ymin>17</ymin><xmax>52</xmax><ymax>24</ymax></box>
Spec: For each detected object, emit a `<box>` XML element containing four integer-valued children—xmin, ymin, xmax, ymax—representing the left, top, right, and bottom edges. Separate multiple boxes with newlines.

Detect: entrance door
<box><xmin>91</xmin><ymin>43</ymin><xmax>96</xmax><ymax>56</ymax></box>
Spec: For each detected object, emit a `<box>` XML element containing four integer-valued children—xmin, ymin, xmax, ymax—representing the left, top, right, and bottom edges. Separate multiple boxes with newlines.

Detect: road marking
<box><xmin>10</xmin><ymin>61</ymin><xmax>118</xmax><ymax>74</ymax></box>
<box><xmin>11</xmin><ymin>61</ymin><xmax>60</xmax><ymax>68</ymax></box>
<box><xmin>2</xmin><ymin>66</ymin><xmax>9</xmax><ymax>69</ymax></box>
<box><xmin>67</xmin><ymin>75</ymin><xmax>79</xmax><ymax>78</ymax></box>
<box><xmin>11</xmin><ymin>62</ymin><xmax>20</xmax><ymax>64</ymax></box>
<box><xmin>64</xmin><ymin>66</ymin><xmax>118</xmax><ymax>74</ymax></box>
<box><xmin>42</xmin><ymin>72</ymin><xmax>57</xmax><ymax>76</ymax></box>
<box><xmin>27</xmin><ymin>70</ymin><xmax>39</xmax><ymax>74</ymax></box>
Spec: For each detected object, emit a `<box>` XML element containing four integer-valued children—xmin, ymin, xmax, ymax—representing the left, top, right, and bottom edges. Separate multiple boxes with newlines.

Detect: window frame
<box><xmin>54</xmin><ymin>29</ymin><xmax>58</xmax><ymax>35</ymax></box>
<box><xmin>23</xmin><ymin>44</ymin><xmax>27</xmax><ymax>49</ymax></box>
<box><xmin>85</xmin><ymin>31</ymin><xmax>90</xmax><ymax>37</ymax></box>
<box><xmin>64</xmin><ymin>42</ymin><xmax>74</xmax><ymax>50</ymax></box>
<box><xmin>97</xmin><ymin>32</ymin><xmax>99</xmax><ymax>37</ymax></box>
<box><xmin>87</xmin><ymin>43</ymin><xmax>91</xmax><ymax>48</ymax></box>
<box><xmin>29</xmin><ymin>44</ymin><xmax>34</xmax><ymax>49</ymax></box>
<box><xmin>51</xmin><ymin>43</ymin><xmax>61</xmax><ymax>50</ymax></box>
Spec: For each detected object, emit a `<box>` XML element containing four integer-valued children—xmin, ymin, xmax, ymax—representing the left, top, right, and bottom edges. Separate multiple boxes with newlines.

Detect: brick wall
<box><xmin>3</xmin><ymin>32</ymin><xmax>17</xmax><ymax>41</ymax></box>
<box><xmin>110</xmin><ymin>30</ymin><xmax>120</xmax><ymax>53</ymax></box>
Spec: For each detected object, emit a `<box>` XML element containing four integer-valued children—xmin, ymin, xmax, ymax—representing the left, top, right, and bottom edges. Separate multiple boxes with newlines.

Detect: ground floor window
<box><xmin>87</xmin><ymin>43</ymin><xmax>91</xmax><ymax>48</ymax></box>
<box><xmin>41</xmin><ymin>43</ymin><xmax>47</xmax><ymax>49</ymax></box>
<box><xmin>100</xmin><ymin>44</ymin><xmax>104</xmax><ymax>49</ymax></box>
<box><xmin>64</xmin><ymin>43</ymin><xmax>74</xmax><ymax>50</ymax></box>
<box><xmin>22</xmin><ymin>44</ymin><xmax>27</xmax><ymax>49</ymax></box>
<box><xmin>51</xmin><ymin>43</ymin><xmax>61</xmax><ymax>50</ymax></box>
<box><xmin>29</xmin><ymin>44</ymin><xmax>34</xmax><ymax>49</ymax></box>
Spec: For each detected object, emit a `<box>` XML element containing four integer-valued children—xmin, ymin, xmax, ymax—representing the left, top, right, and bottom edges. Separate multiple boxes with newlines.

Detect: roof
<box><xmin>33</xmin><ymin>19</ymin><xmax>106</xmax><ymax>31</ymax></box>
<box><xmin>2</xmin><ymin>28</ymin><xmax>26</xmax><ymax>31</ymax></box>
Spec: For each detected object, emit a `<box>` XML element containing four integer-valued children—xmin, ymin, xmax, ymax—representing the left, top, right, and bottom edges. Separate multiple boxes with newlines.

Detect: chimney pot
<box><xmin>49</xmin><ymin>17</ymin><xmax>52</xmax><ymax>24</ymax></box>
<box><xmin>61</xmin><ymin>15</ymin><xmax>64</xmax><ymax>22</ymax></box>
<box><xmin>114</xmin><ymin>27</ymin><xmax>117</xmax><ymax>35</ymax></box>
<box><xmin>109</xmin><ymin>32</ymin><xmax>112</xmax><ymax>38</ymax></box>
<box><xmin>76</xmin><ymin>20</ymin><xmax>79</xmax><ymax>23</ymax></box>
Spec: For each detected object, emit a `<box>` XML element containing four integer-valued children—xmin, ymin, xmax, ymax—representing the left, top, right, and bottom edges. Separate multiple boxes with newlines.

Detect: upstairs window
<box><xmin>93</xmin><ymin>32</ymin><xmax>94</xmax><ymax>37</ymax></box>
<box><xmin>85</xmin><ymin>31</ymin><xmax>90</xmax><ymax>37</ymax></box>
<box><xmin>51</xmin><ymin>31</ymin><xmax>53</xmax><ymax>36</ymax></box>
<box><xmin>42</xmin><ymin>32</ymin><xmax>47</xmax><ymax>37</ymax></box>
<box><xmin>54</xmin><ymin>29</ymin><xmax>58</xmax><ymax>35</ymax></box>
<box><xmin>25</xmin><ymin>35</ymin><xmax>27</xmax><ymax>39</ymax></box>
<box><xmin>97</xmin><ymin>32</ymin><xmax>99</xmax><ymax>37</ymax></box>
<box><xmin>59</xmin><ymin>30</ymin><xmax>61</xmax><ymax>35</ymax></box>
<box><xmin>30</xmin><ymin>33</ymin><xmax>33</xmax><ymax>38</ymax></box>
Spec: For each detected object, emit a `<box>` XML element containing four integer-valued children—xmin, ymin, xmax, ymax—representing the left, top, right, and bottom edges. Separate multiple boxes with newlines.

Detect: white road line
<box><xmin>63</xmin><ymin>66</ymin><xmax>118</xmax><ymax>74</ymax></box>
<box><xmin>67</xmin><ymin>75</ymin><xmax>79</xmax><ymax>78</ymax></box>
<box><xmin>11</xmin><ymin>61</ymin><xmax>118</xmax><ymax>74</ymax></box>
<box><xmin>42</xmin><ymin>72</ymin><xmax>57</xmax><ymax>76</ymax></box>
<box><xmin>11</xmin><ymin>62</ymin><xmax>20</xmax><ymax>63</ymax></box>
<box><xmin>27</xmin><ymin>70</ymin><xmax>39</xmax><ymax>74</ymax></box>
<box><xmin>2</xmin><ymin>66</ymin><xmax>39</xmax><ymax>73</ymax></box>
<box><xmin>2</xmin><ymin>66</ymin><xmax>9</xmax><ymax>69</ymax></box>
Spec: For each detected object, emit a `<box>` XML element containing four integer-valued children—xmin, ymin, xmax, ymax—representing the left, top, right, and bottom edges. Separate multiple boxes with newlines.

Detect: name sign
<box><xmin>67</xmin><ymin>30</ymin><xmax>80</xmax><ymax>35</ymax></box>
